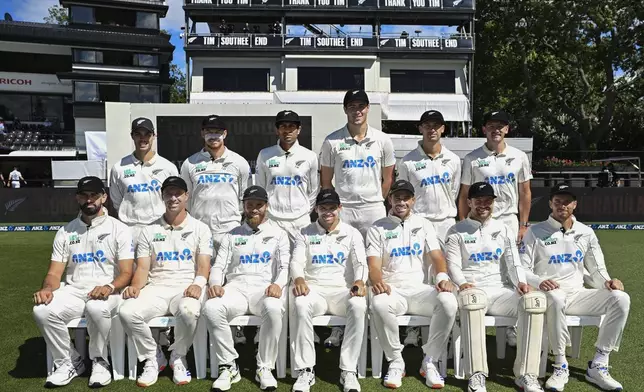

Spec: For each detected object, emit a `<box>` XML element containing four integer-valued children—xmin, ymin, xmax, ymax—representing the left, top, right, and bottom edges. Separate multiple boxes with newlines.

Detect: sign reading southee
<box><xmin>185</xmin><ymin>0</ymin><xmax>473</xmax><ymax>8</ymax></box>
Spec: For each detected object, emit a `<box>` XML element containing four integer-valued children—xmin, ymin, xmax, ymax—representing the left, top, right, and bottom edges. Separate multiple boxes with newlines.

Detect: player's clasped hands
<box><xmin>605</xmin><ymin>279</ymin><xmax>624</xmax><ymax>291</ymax></box>
<box><xmin>539</xmin><ymin>279</ymin><xmax>559</xmax><ymax>291</ymax></box>
<box><xmin>265</xmin><ymin>283</ymin><xmax>282</xmax><ymax>298</ymax></box>
<box><xmin>350</xmin><ymin>281</ymin><xmax>366</xmax><ymax>297</ymax></box>
<box><xmin>458</xmin><ymin>282</ymin><xmax>475</xmax><ymax>291</ymax></box>
<box><xmin>33</xmin><ymin>288</ymin><xmax>54</xmax><ymax>305</ymax></box>
<box><xmin>516</xmin><ymin>282</ymin><xmax>532</xmax><ymax>295</ymax></box>
<box><xmin>292</xmin><ymin>280</ymin><xmax>310</xmax><ymax>297</ymax></box>
<box><xmin>208</xmin><ymin>285</ymin><xmax>225</xmax><ymax>298</ymax></box>
<box><xmin>184</xmin><ymin>284</ymin><xmax>202</xmax><ymax>299</ymax></box>
<box><xmin>436</xmin><ymin>279</ymin><xmax>455</xmax><ymax>293</ymax></box>
<box><xmin>122</xmin><ymin>286</ymin><xmax>140</xmax><ymax>299</ymax></box>
<box><xmin>371</xmin><ymin>280</ymin><xmax>391</xmax><ymax>295</ymax></box>
<box><xmin>88</xmin><ymin>285</ymin><xmax>114</xmax><ymax>300</ymax></box>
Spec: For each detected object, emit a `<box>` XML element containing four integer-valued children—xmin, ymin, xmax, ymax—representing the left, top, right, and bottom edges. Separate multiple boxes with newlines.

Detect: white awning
<box><xmin>190</xmin><ymin>92</ymin><xmax>274</xmax><ymax>104</ymax></box>
<box><xmin>382</xmin><ymin>93</ymin><xmax>471</xmax><ymax>122</ymax></box>
<box><xmin>0</xmin><ymin>150</ymin><xmax>77</xmax><ymax>158</ymax></box>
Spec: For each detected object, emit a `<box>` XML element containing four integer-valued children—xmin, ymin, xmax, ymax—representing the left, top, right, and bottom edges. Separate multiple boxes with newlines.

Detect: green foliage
<box><xmin>170</xmin><ymin>64</ymin><xmax>187</xmax><ymax>103</ymax></box>
<box><xmin>44</xmin><ymin>5</ymin><xmax>69</xmax><ymax>25</ymax></box>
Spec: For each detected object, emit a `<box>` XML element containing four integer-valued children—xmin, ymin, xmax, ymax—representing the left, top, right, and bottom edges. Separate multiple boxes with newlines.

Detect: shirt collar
<box><xmin>416</xmin><ymin>141</ymin><xmax>443</xmax><ymax>160</ymax></box>
<box><xmin>315</xmin><ymin>220</ymin><xmax>342</xmax><ymax>235</ymax></box>
<box><xmin>342</xmin><ymin>125</ymin><xmax>372</xmax><ymax>144</ymax></box>
<box><xmin>242</xmin><ymin>219</ymin><xmax>271</xmax><ymax>234</ymax></box>
<box><xmin>482</xmin><ymin>142</ymin><xmax>507</xmax><ymax>157</ymax></box>
<box><xmin>200</xmin><ymin>147</ymin><xmax>229</xmax><ymax>162</ymax></box>
<box><xmin>387</xmin><ymin>211</ymin><xmax>414</xmax><ymax>225</ymax></box>
<box><xmin>546</xmin><ymin>215</ymin><xmax>577</xmax><ymax>233</ymax></box>
<box><xmin>160</xmin><ymin>212</ymin><xmax>191</xmax><ymax>230</ymax></box>
<box><xmin>466</xmin><ymin>216</ymin><xmax>493</xmax><ymax>229</ymax></box>
<box><xmin>77</xmin><ymin>207</ymin><xmax>109</xmax><ymax>228</ymax></box>
<box><xmin>130</xmin><ymin>152</ymin><xmax>157</xmax><ymax>167</ymax></box>
<box><xmin>277</xmin><ymin>140</ymin><xmax>300</xmax><ymax>155</ymax></box>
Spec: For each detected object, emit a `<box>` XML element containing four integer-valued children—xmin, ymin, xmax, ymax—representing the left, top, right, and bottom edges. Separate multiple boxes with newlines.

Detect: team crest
<box><xmin>574</xmin><ymin>234</ymin><xmax>583</xmax><ymax>243</ymax></box>
<box><xmin>295</xmin><ymin>160</ymin><xmax>306</xmax><ymax>168</ymax></box>
<box><xmin>222</xmin><ymin>162</ymin><xmax>233</xmax><ymax>170</ymax></box>
<box><xmin>410</xmin><ymin>227</ymin><xmax>422</xmax><ymax>236</ymax></box>
<box><xmin>505</xmin><ymin>158</ymin><xmax>515</xmax><ymax>166</ymax></box>
<box><xmin>181</xmin><ymin>231</ymin><xmax>193</xmax><ymax>240</ymax></box>
<box><xmin>97</xmin><ymin>233</ymin><xmax>110</xmax><ymax>242</ymax></box>
<box><xmin>441</xmin><ymin>159</ymin><xmax>451</xmax><ymax>166</ymax></box>
<box><xmin>365</xmin><ymin>141</ymin><xmax>376</xmax><ymax>149</ymax></box>
<box><xmin>490</xmin><ymin>231</ymin><xmax>501</xmax><ymax>240</ymax></box>
<box><xmin>336</xmin><ymin>235</ymin><xmax>347</xmax><ymax>243</ymax></box>
<box><xmin>152</xmin><ymin>169</ymin><xmax>164</xmax><ymax>175</ymax></box>
<box><xmin>262</xmin><ymin>236</ymin><xmax>274</xmax><ymax>244</ymax></box>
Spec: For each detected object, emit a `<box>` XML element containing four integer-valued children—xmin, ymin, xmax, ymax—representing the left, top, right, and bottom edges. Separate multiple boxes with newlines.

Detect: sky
<box><xmin>2</xmin><ymin>0</ymin><xmax>457</xmax><ymax>70</ymax></box>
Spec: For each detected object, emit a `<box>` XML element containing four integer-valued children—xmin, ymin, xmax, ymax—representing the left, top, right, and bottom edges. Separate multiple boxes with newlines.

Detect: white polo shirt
<box><xmin>209</xmin><ymin>219</ymin><xmax>290</xmax><ymax>288</ymax></box>
<box><xmin>365</xmin><ymin>213</ymin><xmax>441</xmax><ymax>286</ymax></box>
<box><xmin>136</xmin><ymin>213</ymin><xmax>213</xmax><ymax>287</ymax></box>
<box><xmin>291</xmin><ymin>221</ymin><xmax>367</xmax><ymax>288</ymax></box>
<box><xmin>51</xmin><ymin>209</ymin><xmax>134</xmax><ymax>289</ymax></box>
<box><xmin>445</xmin><ymin>217</ymin><xmax>525</xmax><ymax>289</ymax></box>
<box><xmin>109</xmin><ymin>153</ymin><xmax>178</xmax><ymax>226</ymax></box>
<box><xmin>519</xmin><ymin>216</ymin><xmax>611</xmax><ymax>292</ymax></box>
<box><xmin>461</xmin><ymin>143</ymin><xmax>532</xmax><ymax>217</ymax></box>
<box><xmin>397</xmin><ymin>143</ymin><xmax>461</xmax><ymax>220</ymax></box>
<box><xmin>256</xmin><ymin>141</ymin><xmax>319</xmax><ymax>221</ymax></box>
<box><xmin>319</xmin><ymin>125</ymin><xmax>396</xmax><ymax>207</ymax></box>
<box><xmin>180</xmin><ymin>148</ymin><xmax>251</xmax><ymax>234</ymax></box>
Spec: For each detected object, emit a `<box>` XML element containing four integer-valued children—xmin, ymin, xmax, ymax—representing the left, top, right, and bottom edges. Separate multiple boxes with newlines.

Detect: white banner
<box><xmin>85</xmin><ymin>132</ymin><xmax>107</xmax><ymax>161</ymax></box>
<box><xmin>52</xmin><ymin>160</ymin><xmax>107</xmax><ymax>180</ymax></box>
<box><xmin>0</xmin><ymin>72</ymin><xmax>72</xmax><ymax>94</ymax></box>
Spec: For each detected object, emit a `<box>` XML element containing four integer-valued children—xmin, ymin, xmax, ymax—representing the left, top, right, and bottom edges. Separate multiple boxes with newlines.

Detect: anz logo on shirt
<box><xmin>485</xmin><ymin>173</ymin><xmax>516</xmax><ymax>185</ymax></box>
<box><xmin>72</xmin><ymin>250</ymin><xmax>106</xmax><ymax>263</ymax></box>
<box><xmin>420</xmin><ymin>172</ymin><xmax>451</xmax><ymax>187</ymax></box>
<box><xmin>197</xmin><ymin>173</ymin><xmax>234</xmax><ymax>184</ymax></box>
<box><xmin>549</xmin><ymin>250</ymin><xmax>584</xmax><ymax>264</ymax></box>
<box><xmin>271</xmin><ymin>175</ymin><xmax>303</xmax><ymax>186</ymax></box>
<box><xmin>342</xmin><ymin>156</ymin><xmax>376</xmax><ymax>169</ymax></box>
<box><xmin>389</xmin><ymin>243</ymin><xmax>422</xmax><ymax>257</ymax></box>
<box><xmin>127</xmin><ymin>179</ymin><xmax>161</xmax><ymax>193</ymax></box>
<box><xmin>468</xmin><ymin>248</ymin><xmax>503</xmax><ymax>263</ymax></box>
<box><xmin>312</xmin><ymin>252</ymin><xmax>346</xmax><ymax>265</ymax></box>
<box><xmin>239</xmin><ymin>251</ymin><xmax>272</xmax><ymax>264</ymax></box>
<box><xmin>156</xmin><ymin>248</ymin><xmax>193</xmax><ymax>262</ymax></box>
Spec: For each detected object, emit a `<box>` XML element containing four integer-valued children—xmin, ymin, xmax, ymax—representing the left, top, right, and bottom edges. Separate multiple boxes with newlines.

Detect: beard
<box><xmin>246</xmin><ymin>213</ymin><xmax>264</xmax><ymax>227</ymax></box>
<box><xmin>80</xmin><ymin>202</ymin><xmax>101</xmax><ymax>216</ymax></box>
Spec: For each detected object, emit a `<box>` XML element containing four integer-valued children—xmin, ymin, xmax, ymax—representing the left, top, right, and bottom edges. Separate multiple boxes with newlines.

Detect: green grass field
<box><xmin>0</xmin><ymin>231</ymin><xmax>640</xmax><ymax>392</ymax></box>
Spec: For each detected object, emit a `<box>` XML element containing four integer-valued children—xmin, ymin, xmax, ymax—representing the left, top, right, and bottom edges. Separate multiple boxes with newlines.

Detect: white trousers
<box><xmin>119</xmin><ymin>284</ymin><xmax>204</xmax><ymax>361</ymax></box>
<box><xmin>370</xmin><ymin>285</ymin><xmax>458</xmax><ymax>364</ymax></box>
<box><xmin>545</xmin><ymin>288</ymin><xmax>630</xmax><ymax>355</ymax></box>
<box><xmin>33</xmin><ymin>285</ymin><xmax>121</xmax><ymax>367</ymax></box>
<box><xmin>203</xmin><ymin>282</ymin><xmax>286</xmax><ymax>369</ymax></box>
<box><xmin>426</xmin><ymin>217</ymin><xmax>456</xmax><ymax>244</ymax></box>
<box><xmin>291</xmin><ymin>285</ymin><xmax>367</xmax><ymax>372</ymax></box>
<box><xmin>272</xmin><ymin>213</ymin><xmax>312</xmax><ymax>248</ymax></box>
<box><xmin>497</xmin><ymin>214</ymin><xmax>519</xmax><ymax>243</ymax></box>
<box><xmin>341</xmin><ymin>203</ymin><xmax>386</xmax><ymax>239</ymax></box>
<box><xmin>129</xmin><ymin>225</ymin><xmax>147</xmax><ymax>244</ymax></box>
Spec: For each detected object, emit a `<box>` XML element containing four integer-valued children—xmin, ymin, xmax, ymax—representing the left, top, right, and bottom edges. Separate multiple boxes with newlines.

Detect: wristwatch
<box><xmin>520</xmin><ymin>222</ymin><xmax>530</xmax><ymax>227</ymax></box>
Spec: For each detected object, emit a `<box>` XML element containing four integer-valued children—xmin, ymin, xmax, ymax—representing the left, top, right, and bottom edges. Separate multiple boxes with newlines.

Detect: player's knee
<box><xmin>33</xmin><ymin>304</ymin><xmax>54</xmax><ymax>324</ymax></box>
<box><xmin>178</xmin><ymin>298</ymin><xmax>201</xmax><ymax>320</ymax></box>
<box><xmin>293</xmin><ymin>295</ymin><xmax>313</xmax><ymax>318</ymax></box>
<box><xmin>458</xmin><ymin>288</ymin><xmax>488</xmax><ymax>311</ymax></box>
<box><xmin>370</xmin><ymin>293</ymin><xmax>392</xmax><ymax>316</ymax></box>
<box><xmin>347</xmin><ymin>296</ymin><xmax>367</xmax><ymax>317</ymax></box>
<box><xmin>261</xmin><ymin>297</ymin><xmax>284</xmax><ymax>326</ymax></box>
<box><xmin>85</xmin><ymin>300</ymin><xmax>111</xmax><ymax>320</ymax></box>
<box><xmin>118</xmin><ymin>301</ymin><xmax>142</xmax><ymax>326</ymax></box>
<box><xmin>544</xmin><ymin>289</ymin><xmax>566</xmax><ymax>311</ymax></box>
<box><xmin>202</xmin><ymin>298</ymin><xmax>226</xmax><ymax>323</ymax></box>
<box><xmin>610</xmin><ymin>290</ymin><xmax>630</xmax><ymax>313</ymax></box>
<box><xmin>437</xmin><ymin>291</ymin><xmax>458</xmax><ymax>318</ymax></box>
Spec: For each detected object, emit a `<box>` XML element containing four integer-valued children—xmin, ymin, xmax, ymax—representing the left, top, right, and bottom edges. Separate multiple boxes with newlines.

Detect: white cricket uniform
<box><xmin>119</xmin><ymin>214</ymin><xmax>213</xmax><ymax>361</ymax></box>
<box><xmin>445</xmin><ymin>217</ymin><xmax>539</xmax><ymax>377</ymax></box>
<box><xmin>461</xmin><ymin>144</ymin><xmax>532</xmax><ymax>241</ymax></box>
<box><xmin>397</xmin><ymin>143</ymin><xmax>461</xmax><ymax>242</ymax></box>
<box><xmin>319</xmin><ymin>125</ymin><xmax>396</xmax><ymax>237</ymax></box>
<box><xmin>366</xmin><ymin>213</ymin><xmax>457</xmax><ymax>364</ymax></box>
<box><xmin>180</xmin><ymin>148</ymin><xmax>251</xmax><ymax>250</ymax></box>
<box><xmin>109</xmin><ymin>153</ymin><xmax>178</xmax><ymax>239</ymax></box>
<box><xmin>520</xmin><ymin>216</ymin><xmax>631</xmax><ymax>356</ymax></box>
<box><xmin>9</xmin><ymin>169</ymin><xmax>22</xmax><ymax>188</ymax></box>
<box><xmin>290</xmin><ymin>221</ymin><xmax>368</xmax><ymax>372</ymax></box>
<box><xmin>203</xmin><ymin>220</ymin><xmax>290</xmax><ymax>370</ymax></box>
<box><xmin>255</xmin><ymin>141</ymin><xmax>319</xmax><ymax>244</ymax></box>
<box><xmin>33</xmin><ymin>210</ymin><xmax>134</xmax><ymax>367</ymax></box>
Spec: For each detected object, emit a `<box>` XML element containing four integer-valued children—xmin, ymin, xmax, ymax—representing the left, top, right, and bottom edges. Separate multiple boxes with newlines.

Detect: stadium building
<box><xmin>183</xmin><ymin>0</ymin><xmax>475</xmax><ymax>136</ymax></box>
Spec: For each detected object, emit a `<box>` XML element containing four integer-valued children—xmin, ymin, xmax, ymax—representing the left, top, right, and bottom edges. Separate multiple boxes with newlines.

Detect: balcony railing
<box><xmin>184</xmin><ymin>0</ymin><xmax>474</xmax><ymax>10</ymax></box>
<box><xmin>186</xmin><ymin>33</ymin><xmax>473</xmax><ymax>51</ymax></box>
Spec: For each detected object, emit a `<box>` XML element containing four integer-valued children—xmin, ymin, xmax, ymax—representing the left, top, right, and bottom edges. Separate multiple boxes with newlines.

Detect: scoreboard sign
<box><xmin>185</xmin><ymin>0</ymin><xmax>473</xmax><ymax>8</ymax></box>
<box><xmin>188</xmin><ymin>35</ymin><xmax>283</xmax><ymax>48</ymax></box>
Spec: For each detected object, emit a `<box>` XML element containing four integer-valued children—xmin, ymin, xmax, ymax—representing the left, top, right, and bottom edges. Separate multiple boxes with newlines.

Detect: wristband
<box><xmin>436</xmin><ymin>273</ymin><xmax>450</xmax><ymax>283</ymax></box>
<box><xmin>193</xmin><ymin>276</ymin><xmax>207</xmax><ymax>289</ymax></box>
<box><xmin>105</xmin><ymin>283</ymin><xmax>116</xmax><ymax>294</ymax></box>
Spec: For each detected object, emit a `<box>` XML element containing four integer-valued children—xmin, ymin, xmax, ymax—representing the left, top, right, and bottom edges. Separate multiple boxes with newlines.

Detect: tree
<box><xmin>44</xmin><ymin>5</ymin><xmax>68</xmax><ymax>25</ymax></box>
<box><xmin>169</xmin><ymin>64</ymin><xmax>187</xmax><ymax>103</ymax></box>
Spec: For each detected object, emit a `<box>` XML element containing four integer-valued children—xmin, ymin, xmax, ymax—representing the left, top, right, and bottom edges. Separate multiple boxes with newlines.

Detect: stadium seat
<box><xmin>126</xmin><ymin>316</ymin><xmax>208</xmax><ymax>380</ymax></box>
<box><xmin>45</xmin><ymin>315</ymin><xmax>126</xmax><ymax>381</ymax></box>
<box><xmin>538</xmin><ymin>315</ymin><xmax>604</xmax><ymax>378</ymax></box>
<box><xmin>451</xmin><ymin>315</ymin><xmax>517</xmax><ymax>379</ymax></box>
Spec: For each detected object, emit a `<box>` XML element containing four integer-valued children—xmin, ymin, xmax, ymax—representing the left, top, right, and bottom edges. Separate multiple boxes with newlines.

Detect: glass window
<box><xmin>297</xmin><ymin>67</ymin><xmax>364</xmax><ymax>91</ymax></box>
<box><xmin>31</xmin><ymin>96</ymin><xmax>64</xmax><ymax>122</ymax></box>
<box><xmin>0</xmin><ymin>94</ymin><xmax>32</xmax><ymax>121</ymax></box>
<box><xmin>119</xmin><ymin>85</ymin><xmax>139</xmax><ymax>103</ymax></box>
<box><xmin>134</xmin><ymin>54</ymin><xmax>159</xmax><ymax>67</ymax></box>
<box><xmin>74</xmin><ymin>82</ymin><xmax>99</xmax><ymax>102</ymax></box>
<box><xmin>0</xmin><ymin>51</ymin><xmax>71</xmax><ymax>74</ymax></box>
<box><xmin>390</xmin><ymin>70</ymin><xmax>456</xmax><ymax>93</ymax></box>
<box><xmin>203</xmin><ymin>68</ymin><xmax>269</xmax><ymax>92</ymax></box>
<box><xmin>70</xmin><ymin>6</ymin><xmax>94</xmax><ymax>24</ymax></box>
<box><xmin>139</xmin><ymin>85</ymin><xmax>160</xmax><ymax>103</ymax></box>
<box><xmin>73</xmin><ymin>50</ymin><xmax>103</xmax><ymax>64</ymax></box>
<box><xmin>136</xmin><ymin>12</ymin><xmax>158</xmax><ymax>29</ymax></box>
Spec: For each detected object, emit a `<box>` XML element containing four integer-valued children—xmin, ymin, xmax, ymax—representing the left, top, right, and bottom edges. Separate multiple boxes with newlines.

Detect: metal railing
<box><xmin>184</xmin><ymin>0</ymin><xmax>475</xmax><ymax>10</ymax></box>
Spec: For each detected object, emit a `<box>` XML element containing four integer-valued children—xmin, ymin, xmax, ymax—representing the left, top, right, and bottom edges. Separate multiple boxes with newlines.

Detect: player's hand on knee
<box><xmin>265</xmin><ymin>284</ymin><xmax>282</xmax><ymax>298</ymax></box>
<box><xmin>184</xmin><ymin>284</ymin><xmax>202</xmax><ymax>299</ymax></box>
<box><xmin>293</xmin><ymin>281</ymin><xmax>310</xmax><ymax>297</ymax></box>
<box><xmin>208</xmin><ymin>285</ymin><xmax>225</xmax><ymax>298</ymax></box>
<box><xmin>371</xmin><ymin>281</ymin><xmax>391</xmax><ymax>295</ymax></box>
<box><xmin>123</xmin><ymin>286</ymin><xmax>140</xmax><ymax>299</ymax></box>
<box><xmin>605</xmin><ymin>279</ymin><xmax>624</xmax><ymax>291</ymax></box>
<box><xmin>436</xmin><ymin>279</ymin><xmax>455</xmax><ymax>293</ymax></box>
<box><xmin>539</xmin><ymin>279</ymin><xmax>559</xmax><ymax>291</ymax></box>
<box><xmin>34</xmin><ymin>288</ymin><xmax>53</xmax><ymax>305</ymax></box>
<box><xmin>458</xmin><ymin>283</ymin><xmax>475</xmax><ymax>292</ymax></box>
<box><xmin>351</xmin><ymin>280</ymin><xmax>366</xmax><ymax>297</ymax></box>
<box><xmin>88</xmin><ymin>285</ymin><xmax>113</xmax><ymax>300</ymax></box>
<box><xmin>517</xmin><ymin>282</ymin><xmax>532</xmax><ymax>295</ymax></box>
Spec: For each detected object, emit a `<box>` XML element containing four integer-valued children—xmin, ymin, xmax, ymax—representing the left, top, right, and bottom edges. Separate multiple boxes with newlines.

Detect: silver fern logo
<box><xmin>5</xmin><ymin>197</ymin><xmax>26</xmax><ymax>215</ymax></box>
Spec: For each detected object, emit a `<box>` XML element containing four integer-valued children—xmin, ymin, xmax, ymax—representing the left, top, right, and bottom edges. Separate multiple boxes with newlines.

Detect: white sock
<box><xmin>554</xmin><ymin>355</ymin><xmax>568</xmax><ymax>367</ymax></box>
<box><xmin>592</xmin><ymin>348</ymin><xmax>610</xmax><ymax>366</ymax></box>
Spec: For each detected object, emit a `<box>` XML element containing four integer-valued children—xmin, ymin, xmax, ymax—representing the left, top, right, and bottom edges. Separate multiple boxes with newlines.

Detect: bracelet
<box><xmin>436</xmin><ymin>273</ymin><xmax>450</xmax><ymax>283</ymax></box>
<box><xmin>105</xmin><ymin>283</ymin><xmax>116</xmax><ymax>293</ymax></box>
<box><xmin>192</xmin><ymin>276</ymin><xmax>207</xmax><ymax>289</ymax></box>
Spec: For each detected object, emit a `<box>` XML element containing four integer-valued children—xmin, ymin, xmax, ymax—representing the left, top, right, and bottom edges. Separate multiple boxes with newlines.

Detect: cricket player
<box><xmin>367</xmin><ymin>179</ymin><xmax>457</xmax><ymax>389</ymax></box>
<box><xmin>204</xmin><ymin>185</ymin><xmax>290</xmax><ymax>391</ymax></box>
<box><xmin>119</xmin><ymin>176</ymin><xmax>212</xmax><ymax>387</ymax></box>
<box><xmin>256</xmin><ymin>110</ymin><xmax>319</xmax><ymax>244</ymax></box>
<box><xmin>8</xmin><ymin>165</ymin><xmax>25</xmax><ymax>188</ymax></box>
<box><xmin>109</xmin><ymin>117</ymin><xmax>178</xmax><ymax>239</ymax></box>
<box><xmin>520</xmin><ymin>184</ymin><xmax>630</xmax><ymax>392</ymax></box>
<box><xmin>445</xmin><ymin>182</ymin><xmax>545</xmax><ymax>392</ymax></box>
<box><xmin>33</xmin><ymin>176</ymin><xmax>134</xmax><ymax>388</ymax></box>
<box><xmin>290</xmin><ymin>188</ymin><xmax>368</xmax><ymax>392</ymax></box>
<box><xmin>180</xmin><ymin>114</ymin><xmax>251</xmax><ymax>251</ymax></box>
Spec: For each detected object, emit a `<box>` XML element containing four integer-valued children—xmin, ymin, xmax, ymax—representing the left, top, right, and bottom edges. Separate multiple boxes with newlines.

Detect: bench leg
<box><xmin>109</xmin><ymin>317</ymin><xmax>125</xmax><ymax>381</ymax></box>
<box><xmin>358</xmin><ymin>316</ymin><xmax>368</xmax><ymax>379</ymax></box>
<box><xmin>369</xmin><ymin>317</ymin><xmax>383</xmax><ymax>379</ymax></box>
<box><xmin>569</xmin><ymin>327</ymin><xmax>583</xmax><ymax>359</ymax></box>
<box><xmin>496</xmin><ymin>327</ymin><xmax>507</xmax><ymax>359</ymax></box>
<box><xmin>193</xmin><ymin>317</ymin><xmax>208</xmax><ymax>379</ymax></box>
<box><xmin>453</xmin><ymin>322</ymin><xmax>465</xmax><ymax>379</ymax></box>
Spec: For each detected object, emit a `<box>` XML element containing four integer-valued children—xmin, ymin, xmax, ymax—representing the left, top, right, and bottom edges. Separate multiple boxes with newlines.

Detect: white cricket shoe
<box><xmin>468</xmin><ymin>372</ymin><xmax>486</xmax><ymax>392</ymax></box>
<box><xmin>212</xmin><ymin>362</ymin><xmax>241</xmax><ymax>391</ymax></box>
<box><xmin>233</xmin><ymin>326</ymin><xmax>246</xmax><ymax>345</ymax></box>
<box><xmin>170</xmin><ymin>351</ymin><xmax>191</xmax><ymax>385</ymax></box>
<box><xmin>137</xmin><ymin>359</ymin><xmax>160</xmax><ymax>387</ymax></box>
<box><xmin>293</xmin><ymin>368</ymin><xmax>315</xmax><ymax>392</ymax></box>
<box><xmin>515</xmin><ymin>374</ymin><xmax>543</xmax><ymax>392</ymax></box>
<box><xmin>256</xmin><ymin>367</ymin><xmax>278</xmax><ymax>390</ymax></box>
<box><xmin>585</xmin><ymin>361</ymin><xmax>623</xmax><ymax>391</ymax></box>
<box><xmin>324</xmin><ymin>327</ymin><xmax>344</xmax><ymax>347</ymax></box>
<box><xmin>340</xmin><ymin>370</ymin><xmax>361</xmax><ymax>392</ymax></box>
<box><xmin>424</xmin><ymin>361</ymin><xmax>444</xmax><ymax>389</ymax></box>
<box><xmin>545</xmin><ymin>364</ymin><xmax>569</xmax><ymax>391</ymax></box>
<box><xmin>88</xmin><ymin>358</ymin><xmax>111</xmax><ymax>387</ymax></box>
<box><xmin>419</xmin><ymin>354</ymin><xmax>430</xmax><ymax>377</ymax></box>
<box><xmin>45</xmin><ymin>356</ymin><xmax>86</xmax><ymax>387</ymax></box>
<box><xmin>404</xmin><ymin>326</ymin><xmax>420</xmax><ymax>347</ymax></box>
<box><xmin>383</xmin><ymin>362</ymin><xmax>405</xmax><ymax>389</ymax></box>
